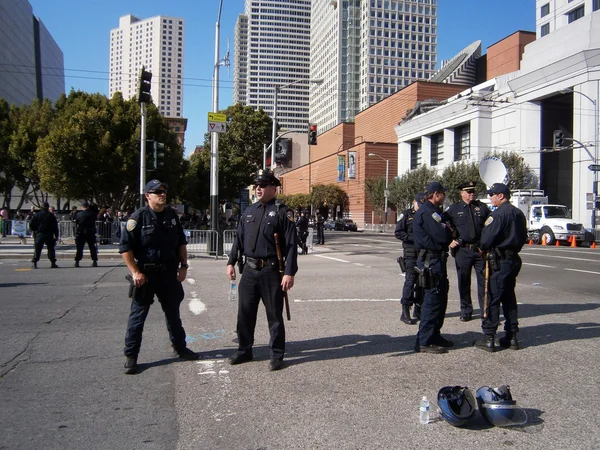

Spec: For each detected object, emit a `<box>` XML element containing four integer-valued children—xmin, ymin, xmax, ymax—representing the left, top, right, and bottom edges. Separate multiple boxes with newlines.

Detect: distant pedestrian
<box><xmin>29</xmin><ymin>202</ymin><xmax>59</xmax><ymax>269</ymax></box>
<box><xmin>1</xmin><ymin>207</ymin><xmax>8</xmax><ymax>237</ymax></box>
<box><xmin>316</xmin><ymin>213</ymin><xmax>325</xmax><ymax>244</ymax></box>
<box><xmin>74</xmin><ymin>201</ymin><xmax>98</xmax><ymax>267</ymax></box>
<box><xmin>296</xmin><ymin>212</ymin><xmax>309</xmax><ymax>254</ymax></box>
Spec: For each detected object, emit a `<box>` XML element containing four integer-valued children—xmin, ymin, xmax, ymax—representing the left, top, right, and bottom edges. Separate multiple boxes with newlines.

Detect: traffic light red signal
<box><xmin>308</xmin><ymin>124</ymin><xmax>318</xmax><ymax>145</ymax></box>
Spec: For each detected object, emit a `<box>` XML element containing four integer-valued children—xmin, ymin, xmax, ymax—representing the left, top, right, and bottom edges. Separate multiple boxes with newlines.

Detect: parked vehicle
<box><xmin>324</xmin><ymin>220</ymin><xmax>336</xmax><ymax>230</ymax></box>
<box><xmin>335</xmin><ymin>218</ymin><xmax>358</xmax><ymax>231</ymax></box>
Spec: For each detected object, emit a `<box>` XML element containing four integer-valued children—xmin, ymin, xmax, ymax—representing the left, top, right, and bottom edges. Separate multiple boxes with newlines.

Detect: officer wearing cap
<box><xmin>412</xmin><ymin>181</ymin><xmax>455</xmax><ymax>353</ymax></box>
<box><xmin>74</xmin><ymin>201</ymin><xmax>98</xmax><ymax>267</ymax></box>
<box><xmin>474</xmin><ymin>183</ymin><xmax>527</xmax><ymax>352</ymax></box>
<box><xmin>119</xmin><ymin>179</ymin><xmax>199</xmax><ymax>374</ymax></box>
<box><xmin>394</xmin><ymin>192</ymin><xmax>426</xmax><ymax>325</ymax></box>
<box><xmin>29</xmin><ymin>201</ymin><xmax>59</xmax><ymax>269</ymax></box>
<box><xmin>445</xmin><ymin>181</ymin><xmax>491</xmax><ymax>322</ymax></box>
<box><xmin>226</xmin><ymin>169</ymin><xmax>298</xmax><ymax>371</ymax></box>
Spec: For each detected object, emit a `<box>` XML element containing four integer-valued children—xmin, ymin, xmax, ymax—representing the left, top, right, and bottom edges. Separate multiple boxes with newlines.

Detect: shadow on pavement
<box><xmin>0</xmin><ymin>282</ymin><xmax>47</xmax><ymax>288</ymax></box>
<box><xmin>519</xmin><ymin>322</ymin><xmax>600</xmax><ymax>349</ymax></box>
<box><xmin>518</xmin><ymin>302</ymin><xmax>600</xmax><ymax>319</ymax></box>
<box><xmin>135</xmin><ymin>357</ymin><xmax>180</xmax><ymax>373</ymax></box>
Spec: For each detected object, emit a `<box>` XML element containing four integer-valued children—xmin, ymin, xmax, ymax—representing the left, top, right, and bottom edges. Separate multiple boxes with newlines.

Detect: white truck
<box><xmin>510</xmin><ymin>190</ymin><xmax>586</xmax><ymax>245</ymax></box>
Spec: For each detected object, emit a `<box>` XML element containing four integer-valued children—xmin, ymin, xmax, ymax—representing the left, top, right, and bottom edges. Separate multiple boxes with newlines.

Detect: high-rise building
<box><xmin>0</xmin><ymin>0</ymin><xmax>64</xmax><ymax>106</ymax></box>
<box><xmin>109</xmin><ymin>14</ymin><xmax>185</xmax><ymax>119</ymax></box>
<box><xmin>310</xmin><ymin>0</ymin><xmax>438</xmax><ymax>133</ymax></box>
<box><xmin>536</xmin><ymin>0</ymin><xmax>600</xmax><ymax>38</ymax></box>
<box><xmin>233</xmin><ymin>0</ymin><xmax>312</xmax><ymax>132</ymax></box>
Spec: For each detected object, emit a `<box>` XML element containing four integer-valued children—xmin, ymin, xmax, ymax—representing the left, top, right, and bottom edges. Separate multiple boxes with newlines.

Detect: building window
<box><xmin>454</xmin><ymin>125</ymin><xmax>470</xmax><ymax>161</ymax></box>
<box><xmin>567</xmin><ymin>5</ymin><xmax>585</xmax><ymax>23</ymax></box>
<box><xmin>430</xmin><ymin>132</ymin><xmax>444</xmax><ymax>166</ymax></box>
<box><xmin>410</xmin><ymin>139</ymin><xmax>421</xmax><ymax>170</ymax></box>
<box><xmin>594</xmin><ymin>0</ymin><xmax>600</xmax><ymax>11</ymax></box>
<box><xmin>541</xmin><ymin>3</ymin><xmax>550</xmax><ymax>17</ymax></box>
<box><xmin>541</xmin><ymin>23</ymin><xmax>550</xmax><ymax>37</ymax></box>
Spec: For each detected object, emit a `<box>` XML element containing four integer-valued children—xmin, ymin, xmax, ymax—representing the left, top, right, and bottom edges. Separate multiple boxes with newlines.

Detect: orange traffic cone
<box><xmin>592</xmin><ymin>241</ymin><xmax>597</xmax><ymax>249</ymax></box>
<box><xmin>570</xmin><ymin>235</ymin><xmax>577</xmax><ymax>247</ymax></box>
<box><xmin>541</xmin><ymin>235</ymin><xmax>547</xmax><ymax>246</ymax></box>
<box><xmin>555</xmin><ymin>239</ymin><xmax>560</xmax><ymax>246</ymax></box>
<box><xmin>528</xmin><ymin>238</ymin><xmax>533</xmax><ymax>245</ymax></box>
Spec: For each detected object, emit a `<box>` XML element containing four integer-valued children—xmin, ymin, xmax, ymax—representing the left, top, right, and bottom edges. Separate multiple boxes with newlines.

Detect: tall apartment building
<box><xmin>0</xmin><ymin>0</ymin><xmax>64</xmax><ymax>106</ymax></box>
<box><xmin>310</xmin><ymin>0</ymin><xmax>438</xmax><ymax>133</ymax></box>
<box><xmin>233</xmin><ymin>0</ymin><xmax>312</xmax><ymax>132</ymax></box>
<box><xmin>109</xmin><ymin>14</ymin><xmax>185</xmax><ymax>119</ymax></box>
<box><xmin>537</xmin><ymin>0</ymin><xmax>600</xmax><ymax>38</ymax></box>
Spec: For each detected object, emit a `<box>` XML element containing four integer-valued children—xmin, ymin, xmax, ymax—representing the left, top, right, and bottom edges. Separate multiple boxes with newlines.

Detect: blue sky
<box><xmin>28</xmin><ymin>0</ymin><xmax>536</xmax><ymax>156</ymax></box>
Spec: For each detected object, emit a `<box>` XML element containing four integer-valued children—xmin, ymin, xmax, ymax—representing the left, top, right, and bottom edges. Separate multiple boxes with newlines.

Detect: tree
<box><xmin>441</xmin><ymin>161</ymin><xmax>482</xmax><ymax>203</ymax></box>
<box><xmin>388</xmin><ymin>165</ymin><xmax>439</xmax><ymax>211</ymax></box>
<box><xmin>0</xmin><ymin>99</ymin><xmax>16</xmax><ymax>208</ymax></box>
<box><xmin>365</xmin><ymin>176</ymin><xmax>387</xmax><ymax>220</ymax></box>
<box><xmin>278</xmin><ymin>193</ymin><xmax>311</xmax><ymax>211</ymax></box>
<box><xmin>311</xmin><ymin>184</ymin><xmax>348</xmax><ymax>218</ymax></box>
<box><xmin>485</xmin><ymin>150</ymin><xmax>538</xmax><ymax>190</ymax></box>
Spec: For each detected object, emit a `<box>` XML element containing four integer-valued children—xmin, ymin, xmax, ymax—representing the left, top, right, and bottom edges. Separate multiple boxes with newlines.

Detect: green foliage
<box><xmin>278</xmin><ymin>193</ymin><xmax>311</xmax><ymax>211</ymax></box>
<box><xmin>365</xmin><ymin>176</ymin><xmax>387</xmax><ymax>219</ymax></box>
<box><xmin>388</xmin><ymin>165</ymin><xmax>439</xmax><ymax>211</ymax></box>
<box><xmin>440</xmin><ymin>161</ymin><xmax>482</xmax><ymax>203</ymax></box>
<box><xmin>311</xmin><ymin>184</ymin><xmax>348</xmax><ymax>215</ymax></box>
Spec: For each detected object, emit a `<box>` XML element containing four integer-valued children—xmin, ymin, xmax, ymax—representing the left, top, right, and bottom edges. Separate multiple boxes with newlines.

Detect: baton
<box><xmin>274</xmin><ymin>233</ymin><xmax>291</xmax><ymax>321</ymax></box>
<box><xmin>483</xmin><ymin>256</ymin><xmax>489</xmax><ymax>319</ymax></box>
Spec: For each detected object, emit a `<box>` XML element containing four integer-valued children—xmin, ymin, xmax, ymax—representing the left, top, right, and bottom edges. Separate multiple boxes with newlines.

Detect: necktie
<box><xmin>249</xmin><ymin>204</ymin><xmax>266</xmax><ymax>252</ymax></box>
<box><xmin>467</xmin><ymin>203</ymin><xmax>477</xmax><ymax>242</ymax></box>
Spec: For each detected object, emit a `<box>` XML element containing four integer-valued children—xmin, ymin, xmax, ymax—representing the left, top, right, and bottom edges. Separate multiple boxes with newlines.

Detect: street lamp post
<box><xmin>368</xmin><ymin>153</ymin><xmax>389</xmax><ymax>225</ymax></box>
<box><xmin>271</xmin><ymin>78</ymin><xmax>323</xmax><ymax>170</ymax></box>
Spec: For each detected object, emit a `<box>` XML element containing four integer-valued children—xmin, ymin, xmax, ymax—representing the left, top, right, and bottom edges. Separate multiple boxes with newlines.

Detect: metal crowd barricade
<box><xmin>222</xmin><ymin>230</ymin><xmax>237</xmax><ymax>258</ymax></box>
<box><xmin>186</xmin><ymin>230</ymin><xmax>221</xmax><ymax>259</ymax></box>
<box><xmin>58</xmin><ymin>221</ymin><xmax>76</xmax><ymax>244</ymax></box>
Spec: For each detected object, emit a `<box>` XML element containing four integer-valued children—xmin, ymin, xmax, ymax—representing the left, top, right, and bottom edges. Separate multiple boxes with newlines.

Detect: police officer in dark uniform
<box><xmin>316</xmin><ymin>213</ymin><xmax>325</xmax><ymax>244</ymax></box>
<box><xmin>445</xmin><ymin>181</ymin><xmax>491</xmax><ymax>322</ymax></box>
<box><xmin>74</xmin><ymin>201</ymin><xmax>98</xmax><ymax>267</ymax></box>
<box><xmin>413</xmin><ymin>182</ymin><xmax>454</xmax><ymax>353</ymax></box>
<box><xmin>474</xmin><ymin>183</ymin><xmax>527</xmax><ymax>352</ymax></box>
<box><xmin>296</xmin><ymin>212</ymin><xmax>309</xmax><ymax>255</ymax></box>
<box><xmin>226</xmin><ymin>169</ymin><xmax>298</xmax><ymax>371</ymax></box>
<box><xmin>120</xmin><ymin>179</ymin><xmax>198</xmax><ymax>374</ymax></box>
<box><xmin>29</xmin><ymin>201</ymin><xmax>59</xmax><ymax>269</ymax></box>
<box><xmin>395</xmin><ymin>192</ymin><xmax>426</xmax><ymax>325</ymax></box>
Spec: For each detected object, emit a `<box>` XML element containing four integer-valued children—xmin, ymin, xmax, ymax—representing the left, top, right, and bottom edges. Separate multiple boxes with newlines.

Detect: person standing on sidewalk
<box><xmin>315</xmin><ymin>213</ymin><xmax>325</xmax><ymax>245</ymax></box>
<box><xmin>119</xmin><ymin>179</ymin><xmax>198</xmax><ymax>374</ymax></box>
<box><xmin>29</xmin><ymin>202</ymin><xmax>59</xmax><ymax>269</ymax></box>
<box><xmin>74</xmin><ymin>201</ymin><xmax>98</xmax><ymax>267</ymax></box>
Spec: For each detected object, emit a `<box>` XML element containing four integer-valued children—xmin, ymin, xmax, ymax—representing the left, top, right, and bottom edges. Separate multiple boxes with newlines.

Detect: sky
<box><xmin>27</xmin><ymin>0</ymin><xmax>537</xmax><ymax>156</ymax></box>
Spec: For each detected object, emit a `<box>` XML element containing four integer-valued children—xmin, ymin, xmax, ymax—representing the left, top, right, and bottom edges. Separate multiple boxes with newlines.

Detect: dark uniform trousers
<box><xmin>482</xmin><ymin>255</ymin><xmax>521</xmax><ymax>336</ymax></box>
<box><xmin>237</xmin><ymin>265</ymin><xmax>285</xmax><ymax>359</ymax></box>
<box><xmin>316</xmin><ymin>225</ymin><xmax>324</xmax><ymax>244</ymax></box>
<box><xmin>416</xmin><ymin>253</ymin><xmax>449</xmax><ymax>346</ymax></box>
<box><xmin>33</xmin><ymin>233</ymin><xmax>56</xmax><ymax>263</ymax></box>
<box><xmin>454</xmin><ymin>246</ymin><xmax>485</xmax><ymax>315</ymax></box>
<box><xmin>75</xmin><ymin>229</ymin><xmax>98</xmax><ymax>261</ymax></box>
<box><xmin>401</xmin><ymin>248</ymin><xmax>422</xmax><ymax>307</ymax></box>
<box><xmin>124</xmin><ymin>269</ymin><xmax>186</xmax><ymax>357</ymax></box>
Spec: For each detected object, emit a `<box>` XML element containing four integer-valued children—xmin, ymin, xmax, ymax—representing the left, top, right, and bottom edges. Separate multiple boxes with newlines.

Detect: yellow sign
<box><xmin>208</xmin><ymin>112</ymin><xmax>227</xmax><ymax>123</ymax></box>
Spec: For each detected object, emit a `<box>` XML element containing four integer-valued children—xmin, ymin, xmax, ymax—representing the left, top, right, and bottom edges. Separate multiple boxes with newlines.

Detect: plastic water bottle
<box><xmin>228</xmin><ymin>279</ymin><xmax>237</xmax><ymax>302</ymax></box>
<box><xmin>419</xmin><ymin>396</ymin><xmax>430</xmax><ymax>424</ymax></box>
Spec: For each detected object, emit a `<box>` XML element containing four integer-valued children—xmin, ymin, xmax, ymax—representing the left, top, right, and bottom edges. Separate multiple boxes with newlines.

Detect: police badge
<box><xmin>432</xmin><ymin>212</ymin><xmax>442</xmax><ymax>222</ymax></box>
<box><xmin>126</xmin><ymin>219</ymin><xmax>137</xmax><ymax>231</ymax></box>
<box><xmin>484</xmin><ymin>216</ymin><xmax>494</xmax><ymax>226</ymax></box>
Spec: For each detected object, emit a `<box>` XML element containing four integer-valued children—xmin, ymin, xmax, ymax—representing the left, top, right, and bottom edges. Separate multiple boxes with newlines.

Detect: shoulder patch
<box><xmin>286</xmin><ymin>210</ymin><xmax>294</xmax><ymax>222</ymax></box>
<box><xmin>484</xmin><ymin>216</ymin><xmax>494</xmax><ymax>226</ymax></box>
<box><xmin>398</xmin><ymin>213</ymin><xmax>404</xmax><ymax>221</ymax></box>
<box><xmin>126</xmin><ymin>219</ymin><xmax>137</xmax><ymax>232</ymax></box>
<box><xmin>432</xmin><ymin>212</ymin><xmax>442</xmax><ymax>223</ymax></box>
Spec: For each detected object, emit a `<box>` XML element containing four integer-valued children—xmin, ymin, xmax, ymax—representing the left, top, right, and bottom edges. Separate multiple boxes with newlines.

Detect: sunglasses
<box><xmin>256</xmin><ymin>183</ymin><xmax>273</xmax><ymax>189</ymax></box>
<box><xmin>149</xmin><ymin>190</ymin><xmax>167</xmax><ymax>195</ymax></box>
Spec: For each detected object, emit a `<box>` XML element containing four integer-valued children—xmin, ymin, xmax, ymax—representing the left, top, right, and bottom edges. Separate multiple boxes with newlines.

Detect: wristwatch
<box><xmin>180</xmin><ymin>263</ymin><xmax>189</xmax><ymax>269</ymax></box>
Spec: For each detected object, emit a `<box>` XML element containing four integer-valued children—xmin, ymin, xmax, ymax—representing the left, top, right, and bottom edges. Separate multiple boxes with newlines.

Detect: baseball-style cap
<box><xmin>425</xmin><ymin>181</ymin><xmax>447</xmax><ymax>194</ymax></box>
<box><xmin>414</xmin><ymin>192</ymin><xmax>427</xmax><ymax>204</ymax></box>
<box><xmin>144</xmin><ymin>179</ymin><xmax>169</xmax><ymax>193</ymax></box>
<box><xmin>457</xmin><ymin>181</ymin><xmax>477</xmax><ymax>191</ymax></box>
<box><xmin>82</xmin><ymin>200</ymin><xmax>89</xmax><ymax>207</ymax></box>
<box><xmin>485</xmin><ymin>183</ymin><xmax>511</xmax><ymax>196</ymax></box>
<box><xmin>42</xmin><ymin>201</ymin><xmax>50</xmax><ymax>209</ymax></box>
<box><xmin>254</xmin><ymin>169</ymin><xmax>281</xmax><ymax>187</ymax></box>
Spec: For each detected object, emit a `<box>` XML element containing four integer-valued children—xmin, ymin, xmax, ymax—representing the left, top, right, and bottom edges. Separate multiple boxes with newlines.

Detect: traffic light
<box><xmin>308</xmin><ymin>123</ymin><xmax>318</xmax><ymax>145</ymax></box>
<box><xmin>138</xmin><ymin>67</ymin><xmax>152</xmax><ymax>103</ymax></box>
<box><xmin>153</xmin><ymin>142</ymin><xmax>166</xmax><ymax>169</ymax></box>
<box><xmin>553</xmin><ymin>130</ymin><xmax>564</xmax><ymax>148</ymax></box>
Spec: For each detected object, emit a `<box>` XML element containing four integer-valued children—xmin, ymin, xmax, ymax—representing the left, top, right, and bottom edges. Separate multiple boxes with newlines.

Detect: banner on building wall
<box><xmin>348</xmin><ymin>151</ymin><xmax>356</xmax><ymax>179</ymax></box>
<box><xmin>337</xmin><ymin>156</ymin><xmax>346</xmax><ymax>182</ymax></box>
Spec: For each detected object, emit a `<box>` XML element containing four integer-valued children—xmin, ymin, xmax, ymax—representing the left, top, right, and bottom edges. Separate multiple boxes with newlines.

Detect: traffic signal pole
<box><xmin>140</xmin><ymin>102</ymin><xmax>147</xmax><ymax>209</ymax></box>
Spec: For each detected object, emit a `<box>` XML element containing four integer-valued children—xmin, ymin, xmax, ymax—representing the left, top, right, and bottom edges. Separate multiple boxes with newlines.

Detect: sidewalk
<box><xmin>0</xmin><ymin>235</ymin><xmax>121</xmax><ymax>261</ymax></box>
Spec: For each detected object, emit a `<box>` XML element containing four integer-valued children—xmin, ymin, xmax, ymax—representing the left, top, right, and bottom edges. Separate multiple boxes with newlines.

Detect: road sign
<box><xmin>208</xmin><ymin>121</ymin><xmax>227</xmax><ymax>133</ymax></box>
<box><xmin>588</xmin><ymin>164</ymin><xmax>600</xmax><ymax>172</ymax></box>
<box><xmin>208</xmin><ymin>112</ymin><xmax>227</xmax><ymax>123</ymax></box>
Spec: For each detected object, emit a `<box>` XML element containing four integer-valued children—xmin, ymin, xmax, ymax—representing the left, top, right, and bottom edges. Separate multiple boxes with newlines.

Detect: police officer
<box><xmin>29</xmin><ymin>201</ymin><xmax>59</xmax><ymax>269</ymax></box>
<box><xmin>316</xmin><ymin>213</ymin><xmax>325</xmax><ymax>244</ymax></box>
<box><xmin>226</xmin><ymin>169</ymin><xmax>298</xmax><ymax>371</ymax></box>
<box><xmin>413</xmin><ymin>182</ymin><xmax>454</xmax><ymax>353</ymax></box>
<box><xmin>474</xmin><ymin>183</ymin><xmax>527</xmax><ymax>352</ymax></box>
<box><xmin>120</xmin><ymin>179</ymin><xmax>198</xmax><ymax>374</ymax></box>
<box><xmin>296</xmin><ymin>212</ymin><xmax>309</xmax><ymax>255</ymax></box>
<box><xmin>394</xmin><ymin>192</ymin><xmax>426</xmax><ymax>325</ymax></box>
<box><xmin>445</xmin><ymin>181</ymin><xmax>491</xmax><ymax>322</ymax></box>
<box><xmin>74</xmin><ymin>201</ymin><xmax>98</xmax><ymax>267</ymax></box>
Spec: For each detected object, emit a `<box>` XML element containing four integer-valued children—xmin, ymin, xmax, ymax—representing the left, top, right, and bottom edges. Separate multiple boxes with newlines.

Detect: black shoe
<box><xmin>124</xmin><ymin>356</ymin><xmax>137</xmax><ymax>374</ymax></box>
<box><xmin>400</xmin><ymin>304</ymin><xmax>417</xmax><ymax>325</ymax></box>
<box><xmin>177</xmin><ymin>347</ymin><xmax>200</xmax><ymax>360</ymax></box>
<box><xmin>229</xmin><ymin>353</ymin><xmax>253</xmax><ymax>365</ymax></box>
<box><xmin>31</xmin><ymin>262</ymin><xmax>37</xmax><ymax>269</ymax></box>
<box><xmin>436</xmin><ymin>336</ymin><xmax>454</xmax><ymax>348</ymax></box>
<box><xmin>417</xmin><ymin>344</ymin><xmax>448</xmax><ymax>354</ymax></box>
<box><xmin>51</xmin><ymin>263</ymin><xmax>58</xmax><ymax>268</ymax></box>
<box><xmin>74</xmin><ymin>261</ymin><xmax>80</xmax><ymax>268</ymax></box>
<box><xmin>413</xmin><ymin>304</ymin><xmax>421</xmax><ymax>321</ymax></box>
<box><xmin>460</xmin><ymin>314</ymin><xmax>472</xmax><ymax>322</ymax></box>
<box><xmin>92</xmin><ymin>261</ymin><xmax>98</xmax><ymax>267</ymax></box>
<box><xmin>499</xmin><ymin>333</ymin><xmax>519</xmax><ymax>350</ymax></box>
<box><xmin>474</xmin><ymin>335</ymin><xmax>496</xmax><ymax>352</ymax></box>
<box><xmin>269</xmin><ymin>359</ymin><xmax>284</xmax><ymax>371</ymax></box>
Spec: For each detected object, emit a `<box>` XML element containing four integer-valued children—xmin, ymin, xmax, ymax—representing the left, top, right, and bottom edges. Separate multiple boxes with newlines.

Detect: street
<box><xmin>1</xmin><ymin>232</ymin><xmax>600</xmax><ymax>449</ymax></box>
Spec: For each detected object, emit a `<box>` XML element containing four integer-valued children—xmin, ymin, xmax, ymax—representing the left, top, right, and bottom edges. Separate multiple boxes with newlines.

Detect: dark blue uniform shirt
<box><xmin>29</xmin><ymin>210</ymin><xmax>58</xmax><ymax>236</ymax></box>
<box><xmin>395</xmin><ymin>207</ymin><xmax>416</xmax><ymax>249</ymax></box>
<box><xmin>413</xmin><ymin>200</ymin><xmax>453</xmax><ymax>251</ymax></box>
<box><xmin>75</xmin><ymin>208</ymin><xmax>97</xmax><ymax>231</ymax></box>
<box><xmin>445</xmin><ymin>200</ymin><xmax>490</xmax><ymax>243</ymax></box>
<box><xmin>480</xmin><ymin>202</ymin><xmax>528</xmax><ymax>252</ymax></box>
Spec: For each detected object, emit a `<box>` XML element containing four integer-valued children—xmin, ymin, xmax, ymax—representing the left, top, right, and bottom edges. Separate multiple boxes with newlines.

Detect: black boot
<box><xmin>474</xmin><ymin>334</ymin><xmax>496</xmax><ymax>352</ymax></box>
<box><xmin>499</xmin><ymin>332</ymin><xmax>519</xmax><ymax>350</ymax></box>
<box><xmin>400</xmin><ymin>304</ymin><xmax>417</xmax><ymax>325</ymax></box>
<box><xmin>74</xmin><ymin>261</ymin><xmax>80</xmax><ymax>268</ymax></box>
<box><xmin>413</xmin><ymin>304</ymin><xmax>421</xmax><ymax>321</ymax></box>
<box><xmin>31</xmin><ymin>261</ymin><xmax>37</xmax><ymax>269</ymax></box>
<box><xmin>51</xmin><ymin>262</ymin><xmax>58</xmax><ymax>268</ymax></box>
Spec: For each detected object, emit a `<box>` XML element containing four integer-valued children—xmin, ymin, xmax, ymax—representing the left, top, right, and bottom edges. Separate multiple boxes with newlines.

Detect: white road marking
<box><xmin>520</xmin><ymin>252</ymin><xmax>600</xmax><ymax>263</ymax></box>
<box><xmin>314</xmin><ymin>255</ymin><xmax>351</xmax><ymax>263</ymax></box>
<box><xmin>295</xmin><ymin>298</ymin><xmax>399</xmax><ymax>302</ymax></box>
<box><xmin>187</xmin><ymin>280</ymin><xmax>207</xmax><ymax>315</ymax></box>
<box><xmin>522</xmin><ymin>262</ymin><xmax>556</xmax><ymax>268</ymax></box>
<box><xmin>564</xmin><ymin>268</ymin><xmax>600</xmax><ymax>275</ymax></box>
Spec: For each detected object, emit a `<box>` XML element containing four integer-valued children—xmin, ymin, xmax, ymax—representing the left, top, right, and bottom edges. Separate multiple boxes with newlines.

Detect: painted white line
<box><xmin>314</xmin><ymin>254</ymin><xmax>351</xmax><ymax>263</ymax></box>
<box><xmin>294</xmin><ymin>298</ymin><xmax>398</xmax><ymax>302</ymax></box>
<box><xmin>520</xmin><ymin>252</ymin><xmax>600</xmax><ymax>263</ymax></box>
<box><xmin>522</xmin><ymin>262</ymin><xmax>556</xmax><ymax>268</ymax></box>
<box><xmin>186</xmin><ymin>277</ymin><xmax>197</xmax><ymax>285</ymax></box>
<box><xmin>564</xmin><ymin>268</ymin><xmax>600</xmax><ymax>275</ymax></box>
<box><xmin>353</xmin><ymin>263</ymin><xmax>366</xmax><ymax>267</ymax></box>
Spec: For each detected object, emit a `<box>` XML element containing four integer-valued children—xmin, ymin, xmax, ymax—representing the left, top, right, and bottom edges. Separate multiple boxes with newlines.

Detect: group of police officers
<box><xmin>395</xmin><ymin>180</ymin><xmax>527</xmax><ymax>354</ymax></box>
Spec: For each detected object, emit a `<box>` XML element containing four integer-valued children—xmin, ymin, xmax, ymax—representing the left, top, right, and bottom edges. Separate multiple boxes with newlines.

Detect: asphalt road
<box><xmin>1</xmin><ymin>231</ymin><xmax>600</xmax><ymax>449</ymax></box>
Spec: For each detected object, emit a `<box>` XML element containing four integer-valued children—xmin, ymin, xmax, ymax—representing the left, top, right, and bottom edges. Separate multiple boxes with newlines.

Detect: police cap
<box><xmin>144</xmin><ymin>179</ymin><xmax>169</xmax><ymax>193</ymax></box>
<box><xmin>254</xmin><ymin>169</ymin><xmax>281</xmax><ymax>187</ymax></box>
<box><xmin>414</xmin><ymin>192</ymin><xmax>427</xmax><ymax>204</ymax></box>
<box><xmin>425</xmin><ymin>181</ymin><xmax>446</xmax><ymax>194</ymax></box>
<box><xmin>457</xmin><ymin>181</ymin><xmax>477</xmax><ymax>191</ymax></box>
<box><xmin>42</xmin><ymin>201</ymin><xmax>50</xmax><ymax>209</ymax></box>
<box><xmin>485</xmin><ymin>183</ymin><xmax>511</xmax><ymax>196</ymax></box>
<box><xmin>82</xmin><ymin>200</ymin><xmax>89</xmax><ymax>207</ymax></box>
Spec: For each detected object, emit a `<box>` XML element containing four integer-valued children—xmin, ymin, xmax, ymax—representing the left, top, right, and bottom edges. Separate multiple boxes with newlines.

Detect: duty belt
<box><xmin>497</xmin><ymin>249</ymin><xmax>517</xmax><ymax>259</ymax></box>
<box><xmin>245</xmin><ymin>257</ymin><xmax>278</xmax><ymax>270</ymax></box>
<box><xmin>461</xmin><ymin>242</ymin><xmax>479</xmax><ymax>250</ymax></box>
